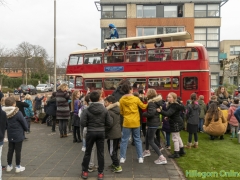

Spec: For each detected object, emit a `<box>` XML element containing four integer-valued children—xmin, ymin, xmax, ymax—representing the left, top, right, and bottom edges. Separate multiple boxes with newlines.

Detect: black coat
<box><xmin>105</xmin><ymin>102</ymin><xmax>121</xmax><ymax>139</ymax></box>
<box><xmin>112</xmin><ymin>86</ymin><xmax>124</xmax><ymax>102</ymax></box>
<box><xmin>160</xmin><ymin>103</ymin><xmax>185</xmax><ymax>132</ymax></box>
<box><xmin>81</xmin><ymin>102</ymin><xmax>112</xmax><ymax>132</ymax></box>
<box><xmin>16</xmin><ymin>101</ymin><xmax>29</xmax><ymax>117</ymax></box>
<box><xmin>143</xmin><ymin>96</ymin><xmax>163</xmax><ymax>127</ymax></box>
<box><xmin>2</xmin><ymin>107</ymin><xmax>28</xmax><ymax>143</ymax></box>
<box><xmin>46</xmin><ymin>98</ymin><xmax>57</xmax><ymax>116</ymax></box>
<box><xmin>0</xmin><ymin>106</ymin><xmax>7</xmax><ymax>144</ymax></box>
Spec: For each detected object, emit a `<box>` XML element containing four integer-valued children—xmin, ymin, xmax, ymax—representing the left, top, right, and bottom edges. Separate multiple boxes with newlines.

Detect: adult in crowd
<box><xmin>203</xmin><ymin>101</ymin><xmax>227</xmax><ymax>140</ymax></box>
<box><xmin>112</xmin><ymin>80</ymin><xmax>125</xmax><ymax>102</ymax></box>
<box><xmin>216</xmin><ymin>86</ymin><xmax>230</xmax><ymax>104</ymax></box>
<box><xmin>56</xmin><ymin>83</ymin><xmax>70</xmax><ymax>138</ymax></box>
<box><xmin>119</xmin><ymin>80</ymin><xmax>147</xmax><ymax>164</ymax></box>
<box><xmin>0</xmin><ymin>85</ymin><xmax>3</xmax><ymax>101</ymax></box>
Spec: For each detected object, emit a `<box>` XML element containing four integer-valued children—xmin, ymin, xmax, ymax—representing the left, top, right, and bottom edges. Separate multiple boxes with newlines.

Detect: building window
<box><xmin>194</xmin><ymin>28</ymin><xmax>219</xmax><ymax>48</ymax></box>
<box><xmin>194</xmin><ymin>4</ymin><xmax>220</xmax><ymax>17</ymax></box>
<box><xmin>164</xmin><ymin>6</ymin><xmax>178</xmax><ymax>17</ymax></box>
<box><xmin>137</xmin><ymin>26</ymin><xmax>185</xmax><ymax>36</ymax></box>
<box><xmin>211</xmin><ymin>73</ymin><xmax>219</xmax><ymax>88</ymax></box>
<box><xmin>230</xmin><ymin>46</ymin><xmax>240</xmax><ymax>55</ymax></box>
<box><xmin>137</xmin><ymin>5</ymin><xmax>156</xmax><ymax>18</ymax></box>
<box><xmin>101</xmin><ymin>28</ymin><xmax>126</xmax><ymax>48</ymax></box>
<box><xmin>101</xmin><ymin>5</ymin><xmax>126</xmax><ymax>19</ymax></box>
<box><xmin>208</xmin><ymin>50</ymin><xmax>219</xmax><ymax>63</ymax></box>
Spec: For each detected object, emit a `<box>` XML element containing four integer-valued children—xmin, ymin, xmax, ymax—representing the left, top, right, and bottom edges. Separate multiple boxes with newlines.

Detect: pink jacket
<box><xmin>228</xmin><ymin>104</ymin><xmax>240</xmax><ymax>127</ymax></box>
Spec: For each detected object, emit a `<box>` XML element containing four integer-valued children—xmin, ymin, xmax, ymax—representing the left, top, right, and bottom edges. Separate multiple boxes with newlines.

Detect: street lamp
<box><xmin>25</xmin><ymin>57</ymin><xmax>32</xmax><ymax>85</ymax></box>
<box><xmin>54</xmin><ymin>0</ymin><xmax>57</xmax><ymax>91</ymax></box>
<box><xmin>78</xmin><ymin>43</ymin><xmax>87</xmax><ymax>50</ymax></box>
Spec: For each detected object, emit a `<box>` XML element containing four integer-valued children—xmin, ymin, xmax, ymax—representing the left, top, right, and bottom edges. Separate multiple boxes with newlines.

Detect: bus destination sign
<box><xmin>104</xmin><ymin>66</ymin><xmax>124</xmax><ymax>72</ymax></box>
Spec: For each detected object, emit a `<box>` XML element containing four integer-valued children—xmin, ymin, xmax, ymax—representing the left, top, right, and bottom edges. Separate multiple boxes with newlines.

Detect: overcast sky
<box><xmin>0</xmin><ymin>0</ymin><xmax>239</xmax><ymax>64</ymax></box>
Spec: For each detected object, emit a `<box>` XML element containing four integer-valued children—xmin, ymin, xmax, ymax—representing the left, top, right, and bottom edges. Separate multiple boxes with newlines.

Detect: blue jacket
<box><xmin>2</xmin><ymin>106</ymin><xmax>28</xmax><ymax>143</ymax></box>
<box><xmin>234</xmin><ymin>106</ymin><xmax>240</xmax><ymax>123</ymax></box>
<box><xmin>24</xmin><ymin>100</ymin><xmax>34</xmax><ymax>117</ymax></box>
<box><xmin>0</xmin><ymin>105</ymin><xmax>7</xmax><ymax>145</ymax></box>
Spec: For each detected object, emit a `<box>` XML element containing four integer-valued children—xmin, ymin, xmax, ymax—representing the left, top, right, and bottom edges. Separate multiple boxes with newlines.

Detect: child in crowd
<box><xmin>157</xmin><ymin>92</ymin><xmax>185</xmax><ymax>158</ymax></box>
<box><xmin>24</xmin><ymin>94</ymin><xmax>34</xmax><ymax>133</ymax></box>
<box><xmin>81</xmin><ymin>91</ymin><xmax>112</xmax><ymax>180</ymax></box>
<box><xmin>104</xmin><ymin>96</ymin><xmax>122</xmax><ymax>172</ymax></box>
<box><xmin>2</xmin><ymin>97</ymin><xmax>28</xmax><ymax>173</ymax></box>
<box><xmin>45</xmin><ymin>92</ymin><xmax>57</xmax><ymax>132</ymax></box>
<box><xmin>227</xmin><ymin>98</ymin><xmax>240</xmax><ymax>138</ymax></box>
<box><xmin>142</xmin><ymin>89</ymin><xmax>167</xmax><ymax>164</ymax></box>
<box><xmin>185</xmin><ymin>93</ymin><xmax>200</xmax><ymax>149</ymax></box>
<box><xmin>162</xmin><ymin>99</ymin><xmax>171</xmax><ymax>150</ymax></box>
<box><xmin>0</xmin><ymin>105</ymin><xmax>7</xmax><ymax>179</ymax></box>
<box><xmin>198</xmin><ymin>95</ymin><xmax>207</xmax><ymax>133</ymax></box>
<box><xmin>34</xmin><ymin>94</ymin><xmax>45</xmax><ymax>123</ymax></box>
<box><xmin>71</xmin><ymin>90</ymin><xmax>82</xmax><ymax>143</ymax></box>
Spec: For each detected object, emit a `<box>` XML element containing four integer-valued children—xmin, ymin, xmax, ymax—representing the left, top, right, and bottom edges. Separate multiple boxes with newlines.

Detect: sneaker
<box><xmin>142</xmin><ymin>150</ymin><xmax>151</xmax><ymax>157</ymax></box>
<box><xmin>15</xmin><ymin>165</ymin><xmax>25</xmax><ymax>173</ymax></box>
<box><xmin>120</xmin><ymin>158</ymin><xmax>126</xmax><ymax>163</ymax></box>
<box><xmin>200</xmin><ymin>131</ymin><xmax>204</xmax><ymax>133</ymax></box>
<box><xmin>165</xmin><ymin>146</ymin><xmax>171</xmax><ymax>150</ymax></box>
<box><xmin>88</xmin><ymin>165</ymin><xmax>98</xmax><ymax>172</ymax></box>
<box><xmin>6</xmin><ymin>165</ymin><xmax>13</xmax><ymax>172</ymax></box>
<box><xmin>112</xmin><ymin>165</ymin><xmax>122</xmax><ymax>173</ymax></box>
<box><xmin>81</xmin><ymin>171</ymin><xmax>88</xmax><ymax>179</ymax></box>
<box><xmin>138</xmin><ymin>157</ymin><xmax>144</xmax><ymax>163</ymax></box>
<box><xmin>82</xmin><ymin>147</ymin><xmax>86</xmax><ymax>152</ymax></box>
<box><xmin>159</xmin><ymin>146</ymin><xmax>164</xmax><ymax>151</ymax></box>
<box><xmin>98</xmin><ymin>173</ymin><xmax>104</xmax><ymax>180</ymax></box>
<box><xmin>154</xmin><ymin>156</ymin><xmax>167</xmax><ymax>165</ymax></box>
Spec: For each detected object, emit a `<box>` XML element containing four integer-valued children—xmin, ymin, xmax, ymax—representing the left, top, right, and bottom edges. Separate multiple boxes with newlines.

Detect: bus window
<box><xmin>75</xmin><ymin>76</ymin><xmax>83</xmax><ymax>87</ymax></box>
<box><xmin>126</xmin><ymin>50</ymin><xmax>146</xmax><ymax>62</ymax></box>
<box><xmin>69</xmin><ymin>55</ymin><xmax>83</xmax><ymax>65</ymax></box>
<box><xmin>84</xmin><ymin>53</ymin><xmax>102</xmax><ymax>64</ymax></box>
<box><xmin>148</xmin><ymin>77</ymin><xmax>171</xmax><ymax>90</ymax></box>
<box><xmin>104</xmin><ymin>52</ymin><xmax>124</xmax><ymax>63</ymax></box>
<box><xmin>104</xmin><ymin>78</ymin><xmax>123</xmax><ymax>90</ymax></box>
<box><xmin>183</xmin><ymin>77</ymin><xmax>198</xmax><ymax>90</ymax></box>
<box><xmin>84</xmin><ymin>79</ymin><xmax>103</xmax><ymax>90</ymax></box>
<box><xmin>172</xmin><ymin>48</ymin><xmax>198</xmax><ymax>60</ymax></box>
<box><xmin>172</xmin><ymin>77</ymin><xmax>179</xmax><ymax>90</ymax></box>
<box><xmin>148</xmin><ymin>49</ymin><xmax>171</xmax><ymax>61</ymax></box>
<box><xmin>128</xmin><ymin>78</ymin><xmax>146</xmax><ymax>90</ymax></box>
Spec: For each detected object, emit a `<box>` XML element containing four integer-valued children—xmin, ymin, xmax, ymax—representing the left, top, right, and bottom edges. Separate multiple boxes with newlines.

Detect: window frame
<box><xmin>101</xmin><ymin>5</ymin><xmax>127</xmax><ymax>19</ymax></box>
<box><xmin>164</xmin><ymin>5</ymin><xmax>178</xmax><ymax>18</ymax></box>
<box><xmin>210</xmin><ymin>73</ymin><xmax>219</xmax><ymax>88</ymax></box>
<box><xmin>207</xmin><ymin>49</ymin><xmax>219</xmax><ymax>64</ymax></box>
<box><xmin>183</xmin><ymin>77</ymin><xmax>198</xmax><ymax>90</ymax></box>
<box><xmin>230</xmin><ymin>46</ymin><xmax>240</xmax><ymax>56</ymax></box>
<box><xmin>137</xmin><ymin>5</ymin><xmax>156</xmax><ymax>18</ymax></box>
<box><xmin>137</xmin><ymin>26</ymin><xmax>185</xmax><ymax>36</ymax></box>
<box><xmin>194</xmin><ymin>4</ymin><xmax>220</xmax><ymax>18</ymax></box>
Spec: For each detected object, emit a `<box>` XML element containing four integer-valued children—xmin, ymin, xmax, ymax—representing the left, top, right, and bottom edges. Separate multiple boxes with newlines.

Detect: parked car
<box><xmin>36</xmin><ymin>84</ymin><xmax>49</xmax><ymax>92</ymax></box>
<box><xmin>18</xmin><ymin>84</ymin><xmax>37</xmax><ymax>95</ymax></box>
<box><xmin>46</xmin><ymin>84</ymin><xmax>53</xmax><ymax>91</ymax></box>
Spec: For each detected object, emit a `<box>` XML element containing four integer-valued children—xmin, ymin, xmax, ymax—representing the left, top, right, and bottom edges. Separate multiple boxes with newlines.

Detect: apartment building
<box><xmin>95</xmin><ymin>0</ymin><xmax>228</xmax><ymax>88</ymax></box>
<box><xmin>220</xmin><ymin>40</ymin><xmax>240</xmax><ymax>86</ymax></box>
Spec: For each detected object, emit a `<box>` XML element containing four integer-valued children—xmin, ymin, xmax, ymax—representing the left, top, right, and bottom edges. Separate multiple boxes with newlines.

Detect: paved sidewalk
<box><xmin>2</xmin><ymin>123</ymin><xmax>185</xmax><ymax>180</ymax></box>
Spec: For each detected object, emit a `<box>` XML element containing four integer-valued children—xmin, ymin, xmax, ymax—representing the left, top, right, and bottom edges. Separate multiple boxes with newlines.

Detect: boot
<box><xmin>230</xmin><ymin>132</ymin><xmax>235</xmax><ymax>138</ymax></box>
<box><xmin>179</xmin><ymin>147</ymin><xmax>186</xmax><ymax>156</ymax></box>
<box><xmin>168</xmin><ymin>151</ymin><xmax>180</xmax><ymax>158</ymax></box>
<box><xmin>192</xmin><ymin>142</ymin><xmax>198</xmax><ymax>148</ymax></box>
<box><xmin>184</xmin><ymin>142</ymin><xmax>191</xmax><ymax>149</ymax></box>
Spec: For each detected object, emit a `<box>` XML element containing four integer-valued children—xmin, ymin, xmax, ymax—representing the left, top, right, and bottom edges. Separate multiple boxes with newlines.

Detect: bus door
<box><xmin>180</xmin><ymin>72</ymin><xmax>199</xmax><ymax>104</ymax></box>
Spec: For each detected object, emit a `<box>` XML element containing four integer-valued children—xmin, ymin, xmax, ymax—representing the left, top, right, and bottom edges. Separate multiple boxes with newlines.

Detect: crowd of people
<box><xmin>0</xmin><ymin>82</ymin><xmax>240</xmax><ymax>180</ymax></box>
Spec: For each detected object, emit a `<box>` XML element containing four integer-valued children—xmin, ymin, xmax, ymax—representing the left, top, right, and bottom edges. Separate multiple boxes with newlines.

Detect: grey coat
<box><xmin>105</xmin><ymin>102</ymin><xmax>121</xmax><ymax>139</ymax></box>
<box><xmin>56</xmin><ymin>90</ymin><xmax>70</xmax><ymax>120</ymax></box>
<box><xmin>186</xmin><ymin>103</ymin><xmax>200</xmax><ymax>125</ymax></box>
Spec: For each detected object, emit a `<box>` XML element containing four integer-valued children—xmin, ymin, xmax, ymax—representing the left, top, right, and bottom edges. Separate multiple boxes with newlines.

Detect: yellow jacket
<box><xmin>120</xmin><ymin>94</ymin><xmax>147</xmax><ymax>128</ymax></box>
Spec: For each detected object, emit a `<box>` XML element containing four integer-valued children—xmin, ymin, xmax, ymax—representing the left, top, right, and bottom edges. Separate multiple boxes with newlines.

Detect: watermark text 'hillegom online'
<box><xmin>186</xmin><ymin>170</ymin><xmax>240</xmax><ymax>179</ymax></box>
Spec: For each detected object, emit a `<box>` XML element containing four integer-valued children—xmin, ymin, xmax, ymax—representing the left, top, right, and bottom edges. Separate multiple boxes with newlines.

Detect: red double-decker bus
<box><xmin>66</xmin><ymin>32</ymin><xmax>210</xmax><ymax>103</ymax></box>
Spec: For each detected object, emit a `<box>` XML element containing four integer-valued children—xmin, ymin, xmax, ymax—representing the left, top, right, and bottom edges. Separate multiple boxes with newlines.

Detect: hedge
<box><xmin>1</xmin><ymin>78</ymin><xmax>39</xmax><ymax>89</ymax></box>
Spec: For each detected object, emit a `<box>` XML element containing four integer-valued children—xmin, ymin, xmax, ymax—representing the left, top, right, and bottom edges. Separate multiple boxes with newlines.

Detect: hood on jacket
<box><xmin>188</xmin><ymin>103</ymin><xmax>199</xmax><ymax>110</ymax></box>
<box><xmin>230</xmin><ymin>103</ymin><xmax>240</xmax><ymax>109</ymax></box>
<box><xmin>88</xmin><ymin>102</ymin><xmax>105</xmax><ymax>115</ymax></box>
<box><xmin>148</xmin><ymin>95</ymin><xmax>162</xmax><ymax>103</ymax></box>
<box><xmin>220</xmin><ymin>104</ymin><xmax>229</xmax><ymax>110</ymax></box>
<box><xmin>2</xmin><ymin>106</ymin><xmax>19</xmax><ymax>118</ymax></box>
<box><xmin>198</xmin><ymin>99</ymin><xmax>204</xmax><ymax>105</ymax></box>
<box><xmin>106</xmin><ymin>102</ymin><xmax>120</xmax><ymax>114</ymax></box>
<box><xmin>120</xmin><ymin>94</ymin><xmax>136</xmax><ymax>107</ymax></box>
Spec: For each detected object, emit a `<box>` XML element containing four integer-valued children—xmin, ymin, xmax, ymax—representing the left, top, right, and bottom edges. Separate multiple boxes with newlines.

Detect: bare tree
<box><xmin>0</xmin><ymin>46</ymin><xmax>12</xmax><ymax>85</ymax></box>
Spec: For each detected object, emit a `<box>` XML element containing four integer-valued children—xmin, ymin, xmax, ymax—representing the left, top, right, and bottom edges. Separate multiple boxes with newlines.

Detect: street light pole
<box><xmin>25</xmin><ymin>57</ymin><xmax>32</xmax><ymax>85</ymax></box>
<box><xmin>78</xmin><ymin>43</ymin><xmax>87</xmax><ymax>50</ymax></box>
<box><xmin>54</xmin><ymin>0</ymin><xmax>57</xmax><ymax>91</ymax></box>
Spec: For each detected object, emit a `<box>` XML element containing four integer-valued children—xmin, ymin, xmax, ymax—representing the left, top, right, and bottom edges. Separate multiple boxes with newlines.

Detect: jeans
<box><xmin>25</xmin><ymin>117</ymin><xmax>31</xmax><ymax>132</ymax></box>
<box><xmin>199</xmin><ymin>118</ymin><xmax>204</xmax><ymax>131</ymax></box>
<box><xmin>165</xmin><ymin>132</ymin><xmax>171</xmax><ymax>146</ymax></box>
<box><xmin>59</xmin><ymin>119</ymin><xmax>67</xmax><ymax>135</ymax></box>
<box><xmin>82</xmin><ymin>131</ymin><xmax>105</xmax><ymax>173</ymax></box>
<box><xmin>0</xmin><ymin>145</ymin><xmax>2</xmax><ymax>180</ymax></box>
<box><xmin>82</xmin><ymin>127</ymin><xmax>87</xmax><ymax>148</ymax></box>
<box><xmin>120</xmin><ymin>127</ymin><xmax>143</xmax><ymax>159</ymax></box>
<box><xmin>7</xmin><ymin>141</ymin><xmax>23</xmax><ymax>166</ymax></box>
<box><xmin>145</xmin><ymin>128</ymin><xmax>162</xmax><ymax>156</ymax></box>
<box><xmin>68</xmin><ymin>112</ymin><xmax>73</xmax><ymax>132</ymax></box>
